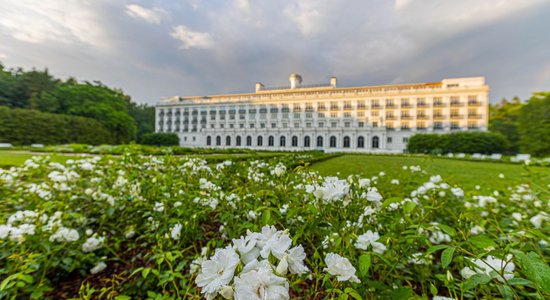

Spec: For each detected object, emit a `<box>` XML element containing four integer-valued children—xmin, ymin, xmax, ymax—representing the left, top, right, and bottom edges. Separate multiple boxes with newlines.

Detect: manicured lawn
<box><xmin>0</xmin><ymin>151</ymin><xmax>90</xmax><ymax>168</ymax></box>
<box><xmin>309</xmin><ymin>154</ymin><xmax>550</xmax><ymax>191</ymax></box>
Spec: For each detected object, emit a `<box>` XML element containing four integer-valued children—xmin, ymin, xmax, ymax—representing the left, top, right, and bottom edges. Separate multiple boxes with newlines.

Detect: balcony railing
<box><xmin>451</xmin><ymin>102</ymin><xmax>463</xmax><ymax>107</ymax></box>
<box><xmin>468</xmin><ymin>101</ymin><xmax>482</xmax><ymax>106</ymax></box>
<box><xmin>417</xmin><ymin>103</ymin><xmax>430</xmax><ymax>108</ymax></box>
<box><xmin>433</xmin><ymin>102</ymin><xmax>446</xmax><ymax>107</ymax></box>
<box><xmin>468</xmin><ymin>114</ymin><xmax>483</xmax><ymax>119</ymax></box>
<box><xmin>386</xmin><ymin>115</ymin><xmax>397</xmax><ymax>120</ymax></box>
<box><xmin>450</xmin><ymin>114</ymin><xmax>463</xmax><ymax>118</ymax></box>
<box><xmin>433</xmin><ymin>115</ymin><xmax>447</xmax><ymax>119</ymax></box>
<box><xmin>416</xmin><ymin>115</ymin><xmax>429</xmax><ymax>119</ymax></box>
<box><xmin>401</xmin><ymin>115</ymin><xmax>413</xmax><ymax>120</ymax></box>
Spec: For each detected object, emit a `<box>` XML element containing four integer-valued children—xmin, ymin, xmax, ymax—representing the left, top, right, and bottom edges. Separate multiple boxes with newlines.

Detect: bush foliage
<box><xmin>140</xmin><ymin>132</ymin><xmax>180</xmax><ymax>146</ymax></box>
<box><xmin>407</xmin><ymin>131</ymin><xmax>509</xmax><ymax>154</ymax></box>
<box><xmin>0</xmin><ymin>106</ymin><xmax>116</xmax><ymax>145</ymax></box>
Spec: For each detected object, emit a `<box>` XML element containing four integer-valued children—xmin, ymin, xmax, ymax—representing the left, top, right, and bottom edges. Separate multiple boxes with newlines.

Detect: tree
<box><xmin>489</xmin><ymin>97</ymin><xmax>522</xmax><ymax>153</ymax></box>
<box><xmin>128</xmin><ymin>102</ymin><xmax>155</xmax><ymax>142</ymax></box>
<box><xmin>518</xmin><ymin>92</ymin><xmax>550</xmax><ymax>156</ymax></box>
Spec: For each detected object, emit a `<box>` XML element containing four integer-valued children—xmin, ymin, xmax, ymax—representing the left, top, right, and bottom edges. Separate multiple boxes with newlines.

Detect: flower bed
<box><xmin>0</xmin><ymin>152</ymin><xmax>548</xmax><ymax>299</ymax></box>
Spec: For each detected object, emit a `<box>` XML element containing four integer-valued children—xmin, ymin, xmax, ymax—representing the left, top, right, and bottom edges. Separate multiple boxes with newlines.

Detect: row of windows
<box><xmin>157</xmin><ymin>96</ymin><xmax>482</xmax><ymax>115</ymax></box>
<box><xmin>206</xmin><ymin>135</ymin><xmax>383</xmax><ymax>148</ymax></box>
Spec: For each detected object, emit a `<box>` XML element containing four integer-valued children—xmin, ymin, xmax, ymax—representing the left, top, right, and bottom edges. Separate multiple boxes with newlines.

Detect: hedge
<box><xmin>140</xmin><ymin>133</ymin><xmax>180</xmax><ymax>146</ymax></box>
<box><xmin>407</xmin><ymin>131</ymin><xmax>509</xmax><ymax>154</ymax></box>
<box><xmin>0</xmin><ymin>106</ymin><xmax>116</xmax><ymax>145</ymax></box>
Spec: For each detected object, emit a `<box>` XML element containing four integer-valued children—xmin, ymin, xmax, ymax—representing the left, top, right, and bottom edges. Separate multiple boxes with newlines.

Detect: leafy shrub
<box><xmin>407</xmin><ymin>132</ymin><xmax>509</xmax><ymax>154</ymax></box>
<box><xmin>140</xmin><ymin>133</ymin><xmax>180</xmax><ymax>146</ymax></box>
<box><xmin>0</xmin><ymin>106</ymin><xmax>116</xmax><ymax>145</ymax></box>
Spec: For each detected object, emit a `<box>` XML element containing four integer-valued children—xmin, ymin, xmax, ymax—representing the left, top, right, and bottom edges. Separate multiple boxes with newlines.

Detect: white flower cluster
<box><xmin>355</xmin><ymin>230</ymin><xmax>387</xmax><ymax>254</ymax></box>
<box><xmin>270</xmin><ymin>163</ymin><xmax>287</xmax><ymax>177</ymax></box>
<box><xmin>324</xmin><ymin>253</ymin><xmax>360</xmax><ymax>283</ymax></box>
<box><xmin>461</xmin><ymin>255</ymin><xmax>515</xmax><ymax>283</ymax></box>
<box><xmin>195</xmin><ymin>225</ymin><xmax>308</xmax><ymax>300</ymax></box>
<box><xmin>306</xmin><ymin>176</ymin><xmax>350</xmax><ymax>204</ymax></box>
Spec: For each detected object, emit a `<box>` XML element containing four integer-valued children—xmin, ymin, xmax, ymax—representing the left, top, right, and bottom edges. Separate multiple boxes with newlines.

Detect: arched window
<box><xmin>236</xmin><ymin>136</ymin><xmax>241</xmax><ymax>146</ymax></box>
<box><xmin>304</xmin><ymin>136</ymin><xmax>310</xmax><ymax>147</ymax></box>
<box><xmin>226</xmin><ymin>136</ymin><xmax>231</xmax><ymax>146</ymax></box>
<box><xmin>216</xmin><ymin>136</ymin><xmax>221</xmax><ymax>146</ymax></box>
<box><xmin>206</xmin><ymin>136</ymin><xmax>211</xmax><ymax>146</ymax></box>
<box><xmin>330</xmin><ymin>136</ymin><xmax>337</xmax><ymax>148</ymax></box>
<box><xmin>317</xmin><ymin>136</ymin><xmax>323</xmax><ymax>147</ymax></box>
<box><xmin>246</xmin><ymin>136</ymin><xmax>252</xmax><ymax>146</ymax></box>
<box><xmin>291</xmin><ymin>136</ymin><xmax>298</xmax><ymax>147</ymax></box>
<box><xmin>357</xmin><ymin>136</ymin><xmax>365</xmax><ymax>148</ymax></box>
<box><xmin>268</xmin><ymin>136</ymin><xmax>274</xmax><ymax>146</ymax></box>
<box><xmin>343</xmin><ymin>136</ymin><xmax>350</xmax><ymax>148</ymax></box>
<box><xmin>372</xmin><ymin>136</ymin><xmax>379</xmax><ymax>148</ymax></box>
<box><xmin>280</xmin><ymin>136</ymin><xmax>286</xmax><ymax>147</ymax></box>
<box><xmin>257</xmin><ymin>136</ymin><xmax>263</xmax><ymax>146</ymax></box>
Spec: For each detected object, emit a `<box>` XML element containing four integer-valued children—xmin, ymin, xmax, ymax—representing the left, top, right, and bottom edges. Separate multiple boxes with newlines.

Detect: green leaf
<box><xmin>463</xmin><ymin>274</ymin><xmax>491</xmax><ymax>290</ymax></box>
<box><xmin>358</xmin><ymin>254</ymin><xmax>371</xmax><ymax>278</ymax></box>
<box><xmin>468</xmin><ymin>235</ymin><xmax>498</xmax><ymax>250</ymax></box>
<box><xmin>114</xmin><ymin>296</ymin><xmax>132</xmax><ymax>300</ymax></box>
<box><xmin>262</xmin><ymin>209</ymin><xmax>271</xmax><ymax>225</ymax></box>
<box><xmin>142</xmin><ymin>268</ymin><xmax>151</xmax><ymax>279</ymax></box>
<box><xmin>507</xmin><ymin>278</ymin><xmax>533</xmax><ymax>286</ymax></box>
<box><xmin>441</xmin><ymin>247</ymin><xmax>455</xmax><ymax>268</ymax></box>
<box><xmin>403</xmin><ymin>201</ymin><xmax>416</xmax><ymax>213</ymax></box>
<box><xmin>515</xmin><ymin>251</ymin><xmax>550</xmax><ymax>293</ymax></box>
<box><xmin>429</xmin><ymin>283</ymin><xmax>438</xmax><ymax>296</ymax></box>
<box><xmin>426</xmin><ymin>244</ymin><xmax>449</xmax><ymax>255</ymax></box>
<box><xmin>438</xmin><ymin>224</ymin><xmax>456</xmax><ymax>237</ymax></box>
<box><xmin>345</xmin><ymin>287</ymin><xmax>363</xmax><ymax>300</ymax></box>
<box><xmin>497</xmin><ymin>285</ymin><xmax>514</xmax><ymax>300</ymax></box>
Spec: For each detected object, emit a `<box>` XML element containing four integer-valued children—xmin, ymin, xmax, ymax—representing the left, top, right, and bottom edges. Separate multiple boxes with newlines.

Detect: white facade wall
<box><xmin>155</xmin><ymin>76</ymin><xmax>489</xmax><ymax>152</ymax></box>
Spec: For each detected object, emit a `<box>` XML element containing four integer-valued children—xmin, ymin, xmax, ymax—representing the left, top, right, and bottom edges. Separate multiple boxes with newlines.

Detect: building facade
<box><xmin>155</xmin><ymin>74</ymin><xmax>489</xmax><ymax>152</ymax></box>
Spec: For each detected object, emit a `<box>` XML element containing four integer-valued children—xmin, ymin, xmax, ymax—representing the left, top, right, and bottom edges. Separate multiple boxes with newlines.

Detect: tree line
<box><xmin>408</xmin><ymin>93</ymin><xmax>550</xmax><ymax>157</ymax></box>
<box><xmin>0</xmin><ymin>63</ymin><xmax>154</xmax><ymax>144</ymax></box>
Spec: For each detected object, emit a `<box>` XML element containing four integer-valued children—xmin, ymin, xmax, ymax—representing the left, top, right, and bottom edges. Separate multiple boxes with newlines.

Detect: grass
<box><xmin>0</xmin><ymin>151</ymin><xmax>91</xmax><ymax>168</ymax></box>
<box><xmin>309</xmin><ymin>154</ymin><xmax>550</xmax><ymax>191</ymax></box>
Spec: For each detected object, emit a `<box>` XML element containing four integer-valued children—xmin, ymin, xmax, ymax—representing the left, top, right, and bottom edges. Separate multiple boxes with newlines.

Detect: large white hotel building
<box><xmin>155</xmin><ymin>74</ymin><xmax>489</xmax><ymax>152</ymax></box>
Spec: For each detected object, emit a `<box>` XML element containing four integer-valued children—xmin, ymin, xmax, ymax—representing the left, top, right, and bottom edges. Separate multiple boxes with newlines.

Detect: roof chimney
<box><xmin>330</xmin><ymin>76</ymin><xmax>337</xmax><ymax>88</ymax></box>
<box><xmin>289</xmin><ymin>73</ymin><xmax>302</xmax><ymax>89</ymax></box>
<box><xmin>255</xmin><ymin>82</ymin><xmax>264</xmax><ymax>92</ymax></box>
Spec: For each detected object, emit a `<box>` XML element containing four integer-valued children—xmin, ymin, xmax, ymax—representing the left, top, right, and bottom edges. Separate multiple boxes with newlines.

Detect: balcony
<box><xmin>451</xmin><ymin>101</ymin><xmax>464</xmax><ymax>107</ymax></box>
<box><xmin>416</xmin><ymin>115</ymin><xmax>429</xmax><ymax>119</ymax></box>
<box><xmin>433</xmin><ymin>102</ymin><xmax>446</xmax><ymax>107</ymax></box>
<box><xmin>371</xmin><ymin>104</ymin><xmax>381</xmax><ymax>109</ymax></box>
<box><xmin>401</xmin><ymin>115</ymin><xmax>413</xmax><ymax>120</ymax></box>
<box><xmin>417</xmin><ymin>103</ymin><xmax>430</xmax><ymax>108</ymax></box>
<box><xmin>386</xmin><ymin>115</ymin><xmax>397</xmax><ymax>120</ymax></box>
<box><xmin>385</xmin><ymin>104</ymin><xmax>397</xmax><ymax>108</ymax></box>
<box><xmin>401</xmin><ymin>103</ymin><xmax>412</xmax><ymax>108</ymax></box>
<box><xmin>450</xmin><ymin>114</ymin><xmax>463</xmax><ymax>119</ymax></box>
<box><xmin>343</xmin><ymin>105</ymin><xmax>353</xmax><ymax>110</ymax></box>
<box><xmin>433</xmin><ymin>115</ymin><xmax>447</xmax><ymax>119</ymax></box>
<box><xmin>317</xmin><ymin>107</ymin><xmax>327</xmax><ymax>112</ymax></box>
<box><xmin>468</xmin><ymin>101</ymin><xmax>482</xmax><ymax>106</ymax></box>
<box><xmin>468</xmin><ymin>114</ymin><xmax>483</xmax><ymax>119</ymax></box>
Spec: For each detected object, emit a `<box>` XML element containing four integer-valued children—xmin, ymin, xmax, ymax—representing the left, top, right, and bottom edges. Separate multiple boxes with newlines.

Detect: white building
<box><xmin>155</xmin><ymin>74</ymin><xmax>489</xmax><ymax>152</ymax></box>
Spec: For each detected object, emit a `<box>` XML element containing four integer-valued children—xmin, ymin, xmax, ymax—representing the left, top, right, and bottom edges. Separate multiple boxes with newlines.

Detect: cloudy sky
<box><xmin>1</xmin><ymin>0</ymin><xmax>549</xmax><ymax>105</ymax></box>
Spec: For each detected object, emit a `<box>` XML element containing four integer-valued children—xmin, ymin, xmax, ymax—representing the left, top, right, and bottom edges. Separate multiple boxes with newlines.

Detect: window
<box><xmin>220</xmin><ymin>124</ymin><xmax>224</xmax><ymax>129</ymax></box>
<box><xmin>216</xmin><ymin>136</ymin><xmax>221</xmax><ymax>146</ymax></box>
<box><xmin>330</xmin><ymin>112</ymin><xmax>337</xmax><ymax>118</ymax></box>
<box><xmin>246</xmin><ymin>136</ymin><xmax>252</xmax><ymax>146</ymax></box>
<box><xmin>344</xmin><ymin>112</ymin><xmax>351</xmax><ymax>118</ymax></box>
<box><xmin>206</xmin><ymin>136</ymin><xmax>211</xmax><ymax>146</ymax></box>
<box><xmin>403</xmin><ymin>137</ymin><xmax>409</xmax><ymax>143</ymax></box>
<box><xmin>373</xmin><ymin>122</ymin><xmax>378</xmax><ymax>128</ymax></box>
<box><xmin>387</xmin><ymin>137</ymin><xmax>392</xmax><ymax>143</ymax></box>
<box><xmin>358</xmin><ymin>122</ymin><xmax>364</xmax><ymax>128</ymax></box>
<box><xmin>229</xmin><ymin>124</ymin><xmax>234</xmax><ymax>129</ymax></box>
<box><xmin>304</xmin><ymin>136</ymin><xmax>311</xmax><ymax>147</ymax></box>
<box><xmin>291</xmin><ymin>136</ymin><xmax>298</xmax><ymax>147</ymax></box>
<box><xmin>239</xmin><ymin>123</ymin><xmax>244</xmax><ymax>128</ymax></box>
<box><xmin>226</xmin><ymin>136</ymin><xmax>231</xmax><ymax>146</ymax></box>
<box><xmin>434</xmin><ymin>122</ymin><xmax>443</xmax><ymax>130</ymax></box>
<box><xmin>280</xmin><ymin>136</ymin><xmax>286</xmax><ymax>147</ymax></box>
<box><xmin>331</xmin><ymin>122</ymin><xmax>337</xmax><ymax>128</ymax></box>
<box><xmin>344</xmin><ymin>122</ymin><xmax>351</xmax><ymax>128</ymax></box>
<box><xmin>257</xmin><ymin>136</ymin><xmax>263</xmax><ymax>146</ymax></box>
<box><xmin>236</xmin><ymin>136</ymin><xmax>241</xmax><ymax>146</ymax></box>
<box><xmin>357</xmin><ymin>111</ymin><xmax>364</xmax><ymax>117</ymax></box>
<box><xmin>306</xmin><ymin>122</ymin><xmax>312</xmax><ymax>128</ymax></box>
<box><xmin>357</xmin><ymin>136</ymin><xmax>364</xmax><ymax>148</ymax></box>
<box><xmin>372</xmin><ymin>136</ymin><xmax>380</xmax><ymax>148</ymax></box>
<box><xmin>317</xmin><ymin>136</ymin><xmax>323</xmax><ymax>147</ymax></box>
<box><xmin>283</xmin><ymin>123</ymin><xmax>288</xmax><ymax>128</ymax></box>
<box><xmin>271</xmin><ymin>123</ymin><xmax>276</xmax><ymax>128</ymax></box>
<box><xmin>268</xmin><ymin>136</ymin><xmax>274</xmax><ymax>146</ymax></box>
<box><xmin>343</xmin><ymin>136</ymin><xmax>350</xmax><ymax>148</ymax></box>
<box><xmin>329</xmin><ymin>136</ymin><xmax>337</xmax><ymax>148</ymax></box>
<box><xmin>250</xmin><ymin>123</ymin><xmax>255</xmax><ymax>128</ymax></box>
<box><xmin>294</xmin><ymin>122</ymin><xmax>300</xmax><ymax>128</ymax></box>
<box><xmin>318</xmin><ymin>122</ymin><xmax>324</xmax><ymax>128</ymax></box>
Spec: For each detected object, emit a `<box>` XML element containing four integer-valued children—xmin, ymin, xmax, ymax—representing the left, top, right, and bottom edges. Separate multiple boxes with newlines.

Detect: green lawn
<box><xmin>0</xmin><ymin>151</ymin><xmax>91</xmax><ymax>168</ymax></box>
<box><xmin>309</xmin><ymin>154</ymin><xmax>550</xmax><ymax>191</ymax></box>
